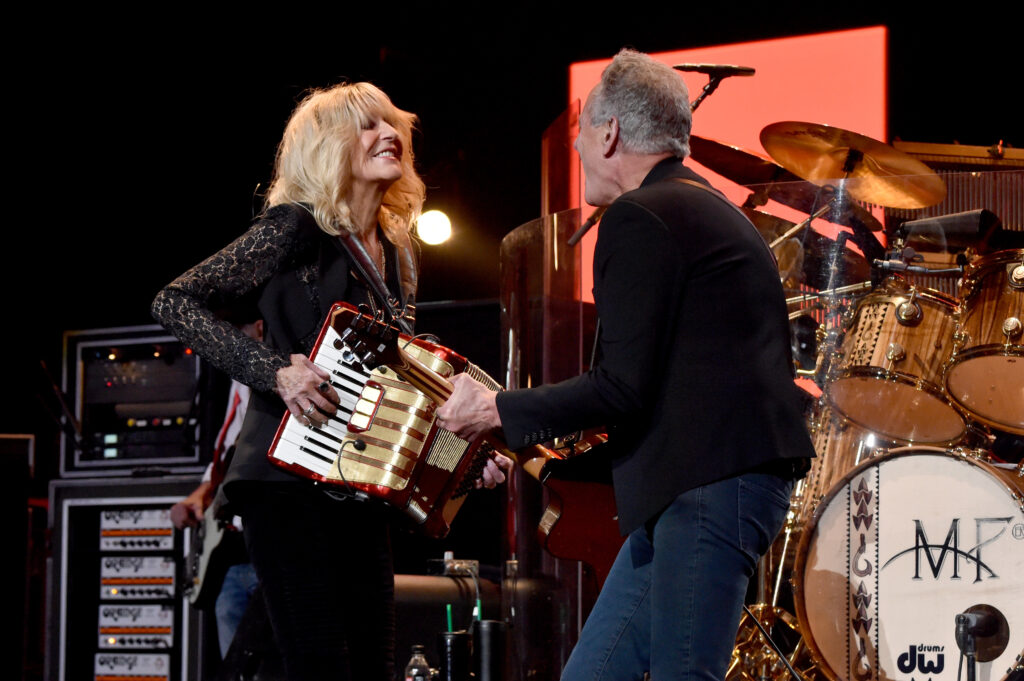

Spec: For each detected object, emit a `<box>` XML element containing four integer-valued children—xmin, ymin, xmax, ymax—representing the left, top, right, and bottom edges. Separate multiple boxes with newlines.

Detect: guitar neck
<box><xmin>391</xmin><ymin>350</ymin><xmax>454</xmax><ymax>405</ymax></box>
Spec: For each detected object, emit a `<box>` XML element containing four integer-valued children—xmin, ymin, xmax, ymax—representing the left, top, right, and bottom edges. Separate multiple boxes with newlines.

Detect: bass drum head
<box><xmin>792</xmin><ymin>449</ymin><xmax>1024</xmax><ymax>681</ymax></box>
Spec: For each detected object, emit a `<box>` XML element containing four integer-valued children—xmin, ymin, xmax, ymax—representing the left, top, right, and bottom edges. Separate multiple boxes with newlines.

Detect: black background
<box><xmin>4</xmin><ymin>5</ymin><xmax>1018</xmax><ymax>481</ymax></box>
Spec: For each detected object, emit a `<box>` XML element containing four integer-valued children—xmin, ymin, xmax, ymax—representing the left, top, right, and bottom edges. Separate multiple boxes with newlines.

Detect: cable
<box><xmin>741</xmin><ymin>604</ymin><xmax>807</xmax><ymax>681</ymax></box>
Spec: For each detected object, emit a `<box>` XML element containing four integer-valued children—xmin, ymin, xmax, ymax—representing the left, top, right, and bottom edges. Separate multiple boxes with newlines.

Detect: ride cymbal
<box><xmin>760</xmin><ymin>122</ymin><xmax>946</xmax><ymax>209</ymax></box>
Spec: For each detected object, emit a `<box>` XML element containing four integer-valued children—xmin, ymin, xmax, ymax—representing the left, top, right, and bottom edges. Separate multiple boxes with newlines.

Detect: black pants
<box><xmin>239</xmin><ymin>483</ymin><xmax>395</xmax><ymax>681</ymax></box>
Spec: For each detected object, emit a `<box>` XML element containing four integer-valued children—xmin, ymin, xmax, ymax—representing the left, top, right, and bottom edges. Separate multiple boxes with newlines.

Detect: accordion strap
<box><xmin>337</xmin><ymin>232</ymin><xmax>414</xmax><ymax>335</ymax></box>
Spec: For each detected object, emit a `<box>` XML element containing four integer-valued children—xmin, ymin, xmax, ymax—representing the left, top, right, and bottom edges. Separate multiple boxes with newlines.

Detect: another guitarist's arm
<box><xmin>170</xmin><ymin>476</ymin><xmax>212</xmax><ymax>529</ymax></box>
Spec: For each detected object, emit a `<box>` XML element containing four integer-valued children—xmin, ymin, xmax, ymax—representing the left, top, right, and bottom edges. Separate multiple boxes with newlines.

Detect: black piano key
<box><xmin>297</xmin><ymin>445</ymin><xmax>334</xmax><ymax>464</ymax></box>
<box><xmin>301</xmin><ymin>433</ymin><xmax>339</xmax><ymax>456</ymax></box>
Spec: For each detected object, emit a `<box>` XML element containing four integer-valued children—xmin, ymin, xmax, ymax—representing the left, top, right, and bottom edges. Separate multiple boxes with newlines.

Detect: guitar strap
<box><xmin>668</xmin><ymin>176</ymin><xmax>779</xmax><ymax>266</ymax></box>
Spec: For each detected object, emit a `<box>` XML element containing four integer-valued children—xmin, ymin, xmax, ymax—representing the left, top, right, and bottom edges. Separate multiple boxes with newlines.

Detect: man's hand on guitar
<box><xmin>477</xmin><ymin>454</ymin><xmax>515</xmax><ymax>489</ymax></box>
<box><xmin>436</xmin><ymin>374</ymin><xmax>502</xmax><ymax>443</ymax></box>
<box><xmin>170</xmin><ymin>482</ymin><xmax>211</xmax><ymax>529</ymax></box>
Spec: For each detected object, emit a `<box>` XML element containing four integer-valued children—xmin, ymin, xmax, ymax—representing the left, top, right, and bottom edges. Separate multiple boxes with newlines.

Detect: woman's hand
<box><xmin>275</xmin><ymin>354</ymin><xmax>340</xmax><ymax>427</ymax></box>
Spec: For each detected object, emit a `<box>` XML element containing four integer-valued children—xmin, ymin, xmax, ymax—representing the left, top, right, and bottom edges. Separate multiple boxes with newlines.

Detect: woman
<box><xmin>153</xmin><ymin>82</ymin><xmax>505</xmax><ymax>680</ymax></box>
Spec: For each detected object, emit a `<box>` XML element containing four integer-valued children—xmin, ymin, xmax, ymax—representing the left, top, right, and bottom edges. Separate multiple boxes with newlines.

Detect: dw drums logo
<box><xmin>897</xmin><ymin>645</ymin><xmax>944</xmax><ymax>675</ymax></box>
<box><xmin>882</xmin><ymin>517</ymin><xmax>1013</xmax><ymax>582</ymax></box>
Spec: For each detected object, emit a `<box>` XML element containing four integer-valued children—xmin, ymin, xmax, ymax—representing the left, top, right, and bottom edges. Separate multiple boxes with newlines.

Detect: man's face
<box><xmin>574</xmin><ymin>96</ymin><xmax>614</xmax><ymax>206</ymax></box>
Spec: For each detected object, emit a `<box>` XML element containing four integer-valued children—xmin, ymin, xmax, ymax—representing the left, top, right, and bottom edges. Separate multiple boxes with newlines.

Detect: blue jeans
<box><xmin>561</xmin><ymin>471</ymin><xmax>793</xmax><ymax>681</ymax></box>
<box><xmin>215</xmin><ymin>562</ymin><xmax>260</xmax><ymax>658</ymax></box>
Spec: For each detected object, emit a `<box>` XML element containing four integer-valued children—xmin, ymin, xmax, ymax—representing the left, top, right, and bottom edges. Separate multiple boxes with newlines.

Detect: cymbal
<box><xmin>690</xmin><ymin>134</ymin><xmax>883</xmax><ymax>232</ymax></box>
<box><xmin>739</xmin><ymin>207</ymin><xmax>871</xmax><ymax>289</ymax></box>
<box><xmin>689</xmin><ymin>135</ymin><xmax>797</xmax><ymax>187</ymax></box>
<box><xmin>760</xmin><ymin>122</ymin><xmax>946</xmax><ymax>209</ymax></box>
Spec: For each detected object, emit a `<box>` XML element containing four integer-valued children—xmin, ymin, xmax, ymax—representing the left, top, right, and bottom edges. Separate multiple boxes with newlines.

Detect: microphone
<box><xmin>956</xmin><ymin>612</ymin><xmax>999</xmax><ymax>640</ymax></box>
<box><xmin>674</xmin><ymin>63</ymin><xmax>756</xmax><ymax>78</ymax></box>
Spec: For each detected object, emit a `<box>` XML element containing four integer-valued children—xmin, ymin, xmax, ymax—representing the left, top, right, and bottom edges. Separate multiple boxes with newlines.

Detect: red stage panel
<box><xmin>568</xmin><ymin>27</ymin><xmax>888</xmax><ymax>301</ymax></box>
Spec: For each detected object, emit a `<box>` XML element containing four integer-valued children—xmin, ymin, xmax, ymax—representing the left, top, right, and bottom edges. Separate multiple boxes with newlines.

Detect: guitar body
<box><xmin>537</xmin><ymin>436</ymin><xmax>624</xmax><ymax>589</ymax></box>
<box><xmin>184</xmin><ymin>503</ymin><xmax>246</xmax><ymax>609</ymax></box>
<box><xmin>183</xmin><ymin>443</ymin><xmax>245</xmax><ymax>609</ymax></box>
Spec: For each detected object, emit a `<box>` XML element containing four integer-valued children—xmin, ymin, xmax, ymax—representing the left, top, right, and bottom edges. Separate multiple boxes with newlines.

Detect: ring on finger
<box><xmin>318</xmin><ymin>381</ymin><xmax>330</xmax><ymax>393</ymax></box>
<box><xmin>303</xmin><ymin>404</ymin><xmax>316</xmax><ymax>417</ymax></box>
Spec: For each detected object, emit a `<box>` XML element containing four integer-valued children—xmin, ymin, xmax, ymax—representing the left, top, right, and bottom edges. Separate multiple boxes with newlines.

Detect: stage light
<box><xmin>417</xmin><ymin>210</ymin><xmax>452</xmax><ymax>245</ymax></box>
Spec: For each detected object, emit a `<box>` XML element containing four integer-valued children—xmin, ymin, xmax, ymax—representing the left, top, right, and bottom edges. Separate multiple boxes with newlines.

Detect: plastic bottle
<box><xmin>405</xmin><ymin>643</ymin><xmax>431</xmax><ymax>681</ymax></box>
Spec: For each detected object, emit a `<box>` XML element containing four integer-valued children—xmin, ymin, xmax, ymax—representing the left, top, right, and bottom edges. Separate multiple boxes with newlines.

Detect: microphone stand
<box><xmin>690</xmin><ymin>74</ymin><xmax>728</xmax><ymax>112</ymax></box>
<box><xmin>956</xmin><ymin>613</ymin><xmax>978</xmax><ymax>681</ymax></box>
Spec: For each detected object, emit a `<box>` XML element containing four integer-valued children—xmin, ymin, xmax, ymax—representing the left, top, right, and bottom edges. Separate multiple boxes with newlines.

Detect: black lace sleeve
<box><xmin>151</xmin><ymin>206</ymin><xmax>307</xmax><ymax>393</ymax></box>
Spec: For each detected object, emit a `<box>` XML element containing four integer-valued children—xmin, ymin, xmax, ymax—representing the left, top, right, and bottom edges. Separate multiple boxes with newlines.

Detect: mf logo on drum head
<box><xmin>882</xmin><ymin>517</ymin><xmax>1013</xmax><ymax>582</ymax></box>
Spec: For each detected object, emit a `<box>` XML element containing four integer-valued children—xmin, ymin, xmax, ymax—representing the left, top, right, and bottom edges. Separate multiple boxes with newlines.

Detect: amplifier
<box><xmin>60</xmin><ymin>325</ymin><xmax>219</xmax><ymax>477</ymax></box>
<box><xmin>47</xmin><ymin>476</ymin><xmax>206</xmax><ymax>681</ymax></box>
<box><xmin>885</xmin><ymin>141</ymin><xmax>1024</xmax><ymax>233</ymax></box>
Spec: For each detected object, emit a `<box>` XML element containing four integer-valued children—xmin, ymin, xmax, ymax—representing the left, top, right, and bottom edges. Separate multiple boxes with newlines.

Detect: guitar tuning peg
<box><xmin>360</xmin><ymin>350</ymin><xmax>377</xmax><ymax>370</ymax></box>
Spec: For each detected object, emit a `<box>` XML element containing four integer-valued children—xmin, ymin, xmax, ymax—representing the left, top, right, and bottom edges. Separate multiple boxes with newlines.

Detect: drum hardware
<box><xmin>687</xmin><ymin>135</ymin><xmax>884</xmax><ymax>236</ymax></box>
<box><xmin>894</xmin><ymin>287</ymin><xmax>923</xmax><ymax>325</ymax></box>
<box><xmin>769</xmin><ymin>204</ymin><xmax>833</xmax><ymax>249</ymax></box>
<box><xmin>873</xmin><ymin>233</ymin><xmax>966</xmax><ymax>278</ymax></box>
<box><xmin>727</xmin><ymin>603</ymin><xmax>811</xmax><ymax>681</ymax></box>
<box><xmin>900</xmin><ymin>209</ymin><xmax>1004</xmax><ymax>254</ymax></box>
<box><xmin>786</xmin><ymin>281</ymin><xmax>874</xmax><ymax>309</ymax></box>
<box><xmin>1010</xmin><ymin>261</ymin><xmax>1024</xmax><ymax>289</ymax></box>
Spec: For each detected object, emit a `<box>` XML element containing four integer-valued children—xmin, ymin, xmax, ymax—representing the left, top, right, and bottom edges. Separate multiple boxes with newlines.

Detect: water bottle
<box><xmin>404</xmin><ymin>644</ymin><xmax>431</xmax><ymax>681</ymax></box>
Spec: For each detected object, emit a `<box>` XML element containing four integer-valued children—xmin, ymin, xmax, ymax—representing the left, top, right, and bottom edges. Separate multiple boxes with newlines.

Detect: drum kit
<box><xmin>690</xmin><ymin>122</ymin><xmax>1024</xmax><ymax>681</ymax></box>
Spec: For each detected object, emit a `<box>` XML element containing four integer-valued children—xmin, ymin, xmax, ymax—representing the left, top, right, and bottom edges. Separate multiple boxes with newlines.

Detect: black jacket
<box><xmin>496</xmin><ymin>158</ymin><xmax>815</xmax><ymax>533</ymax></box>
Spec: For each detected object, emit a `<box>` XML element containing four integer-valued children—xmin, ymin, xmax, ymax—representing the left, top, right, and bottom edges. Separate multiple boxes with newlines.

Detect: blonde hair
<box><xmin>266</xmin><ymin>82</ymin><xmax>425</xmax><ymax>242</ymax></box>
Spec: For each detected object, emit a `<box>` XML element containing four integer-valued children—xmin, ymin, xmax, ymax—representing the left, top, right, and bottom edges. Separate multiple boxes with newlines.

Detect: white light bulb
<box><xmin>417</xmin><ymin>210</ymin><xmax>452</xmax><ymax>245</ymax></box>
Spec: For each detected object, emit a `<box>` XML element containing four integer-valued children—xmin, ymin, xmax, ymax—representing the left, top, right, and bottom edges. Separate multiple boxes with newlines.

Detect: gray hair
<box><xmin>587</xmin><ymin>49</ymin><xmax>691</xmax><ymax>158</ymax></box>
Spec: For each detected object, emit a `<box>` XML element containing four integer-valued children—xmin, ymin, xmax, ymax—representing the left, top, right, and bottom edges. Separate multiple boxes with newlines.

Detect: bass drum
<box><xmin>792</xmin><ymin>448</ymin><xmax>1024</xmax><ymax>681</ymax></box>
<box><xmin>792</xmin><ymin>403</ymin><xmax>892</xmax><ymax>528</ymax></box>
<box><xmin>766</xmin><ymin>404</ymin><xmax>891</xmax><ymax>607</ymax></box>
<box><xmin>945</xmin><ymin>249</ymin><xmax>1024</xmax><ymax>435</ymax></box>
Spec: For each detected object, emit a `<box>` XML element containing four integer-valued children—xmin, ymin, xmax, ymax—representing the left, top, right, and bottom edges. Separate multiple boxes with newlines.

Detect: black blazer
<box><xmin>496</xmin><ymin>159</ymin><xmax>815</xmax><ymax>533</ymax></box>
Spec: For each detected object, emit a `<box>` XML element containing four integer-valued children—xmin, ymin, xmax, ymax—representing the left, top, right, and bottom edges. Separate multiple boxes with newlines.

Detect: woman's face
<box><xmin>350</xmin><ymin>116</ymin><xmax>404</xmax><ymax>188</ymax></box>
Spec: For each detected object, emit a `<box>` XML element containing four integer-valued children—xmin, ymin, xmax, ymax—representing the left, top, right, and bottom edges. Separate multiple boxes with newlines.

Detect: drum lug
<box><xmin>1002</xmin><ymin>316</ymin><xmax>1022</xmax><ymax>340</ymax></box>
<box><xmin>885</xmin><ymin>342</ymin><xmax>905</xmax><ymax>367</ymax></box>
<box><xmin>896</xmin><ymin>289</ymin><xmax>923</xmax><ymax>326</ymax></box>
<box><xmin>1008</xmin><ymin>262</ymin><xmax>1024</xmax><ymax>290</ymax></box>
<box><xmin>951</xmin><ymin>327</ymin><xmax>970</xmax><ymax>355</ymax></box>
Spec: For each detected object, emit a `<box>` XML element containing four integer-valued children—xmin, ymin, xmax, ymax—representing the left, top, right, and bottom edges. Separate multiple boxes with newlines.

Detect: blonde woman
<box><xmin>153</xmin><ymin>82</ymin><xmax>504</xmax><ymax>680</ymax></box>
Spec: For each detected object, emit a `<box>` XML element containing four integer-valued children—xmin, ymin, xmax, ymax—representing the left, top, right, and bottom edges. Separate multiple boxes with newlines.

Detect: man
<box><xmin>438</xmin><ymin>49</ymin><xmax>815</xmax><ymax>680</ymax></box>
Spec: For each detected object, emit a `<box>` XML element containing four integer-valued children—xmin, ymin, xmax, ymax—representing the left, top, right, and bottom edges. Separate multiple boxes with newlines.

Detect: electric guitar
<box><xmin>183</xmin><ymin>448</ymin><xmax>246</xmax><ymax>609</ymax></box>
